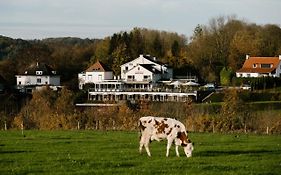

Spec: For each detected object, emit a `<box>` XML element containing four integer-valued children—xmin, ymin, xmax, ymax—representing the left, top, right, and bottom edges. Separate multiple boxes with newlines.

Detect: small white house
<box><xmin>236</xmin><ymin>55</ymin><xmax>281</xmax><ymax>78</ymax></box>
<box><xmin>15</xmin><ymin>62</ymin><xmax>60</xmax><ymax>89</ymax></box>
<box><xmin>78</xmin><ymin>60</ymin><xmax>113</xmax><ymax>89</ymax></box>
<box><xmin>121</xmin><ymin>54</ymin><xmax>173</xmax><ymax>81</ymax></box>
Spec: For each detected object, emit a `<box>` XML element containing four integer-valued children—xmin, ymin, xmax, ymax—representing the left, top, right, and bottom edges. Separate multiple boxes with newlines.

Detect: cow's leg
<box><xmin>144</xmin><ymin>141</ymin><xmax>151</xmax><ymax>157</ymax></box>
<box><xmin>140</xmin><ymin>133</ymin><xmax>151</xmax><ymax>156</ymax></box>
<box><xmin>166</xmin><ymin>138</ymin><xmax>173</xmax><ymax>157</ymax></box>
<box><xmin>175</xmin><ymin>145</ymin><xmax>180</xmax><ymax>157</ymax></box>
<box><xmin>174</xmin><ymin>138</ymin><xmax>181</xmax><ymax>157</ymax></box>
<box><xmin>139</xmin><ymin>142</ymin><xmax>144</xmax><ymax>154</ymax></box>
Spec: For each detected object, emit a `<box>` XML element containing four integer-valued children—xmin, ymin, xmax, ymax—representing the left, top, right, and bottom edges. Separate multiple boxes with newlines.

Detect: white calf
<box><xmin>139</xmin><ymin>116</ymin><xmax>193</xmax><ymax>157</ymax></box>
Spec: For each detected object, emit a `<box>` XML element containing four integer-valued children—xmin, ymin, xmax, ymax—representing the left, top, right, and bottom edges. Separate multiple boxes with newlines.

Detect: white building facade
<box><xmin>16</xmin><ymin>62</ymin><xmax>60</xmax><ymax>87</ymax></box>
<box><xmin>121</xmin><ymin>54</ymin><xmax>173</xmax><ymax>82</ymax></box>
<box><xmin>78</xmin><ymin>60</ymin><xmax>113</xmax><ymax>89</ymax></box>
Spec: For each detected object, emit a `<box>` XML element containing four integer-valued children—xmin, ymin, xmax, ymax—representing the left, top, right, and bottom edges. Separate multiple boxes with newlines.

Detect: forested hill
<box><xmin>1</xmin><ymin>16</ymin><xmax>281</xmax><ymax>88</ymax></box>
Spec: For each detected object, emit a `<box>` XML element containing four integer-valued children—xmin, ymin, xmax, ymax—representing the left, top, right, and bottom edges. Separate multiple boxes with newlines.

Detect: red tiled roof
<box><xmin>86</xmin><ymin>60</ymin><xmax>112</xmax><ymax>72</ymax></box>
<box><xmin>236</xmin><ymin>56</ymin><xmax>280</xmax><ymax>73</ymax></box>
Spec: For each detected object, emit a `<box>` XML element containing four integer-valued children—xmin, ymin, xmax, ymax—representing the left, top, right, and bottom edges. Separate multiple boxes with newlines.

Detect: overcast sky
<box><xmin>0</xmin><ymin>0</ymin><xmax>281</xmax><ymax>40</ymax></box>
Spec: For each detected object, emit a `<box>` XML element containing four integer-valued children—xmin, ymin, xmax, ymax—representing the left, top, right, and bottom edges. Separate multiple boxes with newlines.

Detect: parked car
<box><xmin>241</xmin><ymin>84</ymin><xmax>251</xmax><ymax>90</ymax></box>
<box><xmin>203</xmin><ymin>83</ymin><xmax>215</xmax><ymax>91</ymax></box>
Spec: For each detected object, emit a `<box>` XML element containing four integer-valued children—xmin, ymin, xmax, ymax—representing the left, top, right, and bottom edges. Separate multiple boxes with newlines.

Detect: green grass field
<box><xmin>0</xmin><ymin>131</ymin><xmax>280</xmax><ymax>175</ymax></box>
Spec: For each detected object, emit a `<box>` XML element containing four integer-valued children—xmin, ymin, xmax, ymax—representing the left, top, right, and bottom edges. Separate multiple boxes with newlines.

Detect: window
<box><xmin>88</xmin><ymin>75</ymin><xmax>92</xmax><ymax>80</ymax></box>
<box><xmin>37</xmin><ymin>78</ymin><xmax>41</xmax><ymax>83</ymax></box>
<box><xmin>253</xmin><ymin>64</ymin><xmax>257</xmax><ymax>68</ymax></box>
<box><xmin>125</xmin><ymin>66</ymin><xmax>128</xmax><ymax>71</ymax></box>
<box><xmin>45</xmin><ymin>81</ymin><xmax>48</xmax><ymax>84</ymax></box>
<box><xmin>36</xmin><ymin>71</ymin><xmax>43</xmax><ymax>75</ymax></box>
<box><xmin>261</xmin><ymin>64</ymin><xmax>271</xmax><ymax>68</ymax></box>
<box><xmin>98</xmin><ymin>75</ymin><xmax>102</xmax><ymax>81</ymax></box>
<box><xmin>19</xmin><ymin>81</ymin><xmax>21</xmax><ymax>85</ymax></box>
<box><xmin>143</xmin><ymin>75</ymin><xmax>151</xmax><ymax>80</ymax></box>
<box><xmin>247</xmin><ymin>74</ymin><xmax>250</xmax><ymax>77</ymax></box>
<box><xmin>128</xmin><ymin>75</ymin><xmax>134</xmax><ymax>80</ymax></box>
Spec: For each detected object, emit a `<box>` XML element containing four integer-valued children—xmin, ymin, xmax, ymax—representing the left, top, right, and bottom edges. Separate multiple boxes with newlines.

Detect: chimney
<box><xmin>246</xmin><ymin>55</ymin><xmax>250</xmax><ymax>60</ymax></box>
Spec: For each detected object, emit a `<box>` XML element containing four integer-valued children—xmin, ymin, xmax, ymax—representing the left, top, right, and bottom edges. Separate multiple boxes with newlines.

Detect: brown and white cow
<box><xmin>139</xmin><ymin>116</ymin><xmax>193</xmax><ymax>157</ymax></box>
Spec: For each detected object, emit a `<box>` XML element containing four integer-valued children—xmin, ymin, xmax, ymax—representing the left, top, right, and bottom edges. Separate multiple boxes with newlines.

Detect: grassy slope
<box><xmin>0</xmin><ymin>131</ymin><xmax>280</xmax><ymax>175</ymax></box>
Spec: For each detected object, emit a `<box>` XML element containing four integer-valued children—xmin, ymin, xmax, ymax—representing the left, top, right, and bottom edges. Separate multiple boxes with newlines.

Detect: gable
<box><xmin>86</xmin><ymin>60</ymin><xmax>112</xmax><ymax>72</ymax></box>
<box><xmin>126</xmin><ymin>65</ymin><xmax>154</xmax><ymax>75</ymax></box>
<box><xmin>121</xmin><ymin>55</ymin><xmax>162</xmax><ymax>67</ymax></box>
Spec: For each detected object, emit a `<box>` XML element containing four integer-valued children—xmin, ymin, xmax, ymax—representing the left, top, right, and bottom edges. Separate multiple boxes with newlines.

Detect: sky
<box><xmin>0</xmin><ymin>0</ymin><xmax>281</xmax><ymax>40</ymax></box>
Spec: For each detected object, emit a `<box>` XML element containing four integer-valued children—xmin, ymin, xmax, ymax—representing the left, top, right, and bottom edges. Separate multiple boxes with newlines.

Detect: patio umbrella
<box><xmin>169</xmin><ymin>80</ymin><xmax>182</xmax><ymax>87</ymax></box>
<box><xmin>184</xmin><ymin>81</ymin><xmax>199</xmax><ymax>86</ymax></box>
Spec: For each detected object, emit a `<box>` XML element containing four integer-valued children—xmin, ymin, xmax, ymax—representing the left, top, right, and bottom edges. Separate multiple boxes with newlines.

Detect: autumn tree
<box><xmin>220</xmin><ymin>67</ymin><xmax>234</xmax><ymax>86</ymax></box>
<box><xmin>112</xmin><ymin>43</ymin><xmax>130</xmax><ymax>75</ymax></box>
<box><xmin>219</xmin><ymin>89</ymin><xmax>246</xmax><ymax>132</ymax></box>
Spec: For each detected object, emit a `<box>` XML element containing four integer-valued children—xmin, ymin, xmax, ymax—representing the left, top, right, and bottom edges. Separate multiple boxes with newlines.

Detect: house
<box><xmin>121</xmin><ymin>54</ymin><xmax>173</xmax><ymax>88</ymax></box>
<box><xmin>78</xmin><ymin>60</ymin><xmax>113</xmax><ymax>89</ymax></box>
<box><xmin>15</xmin><ymin>62</ymin><xmax>60</xmax><ymax>93</ymax></box>
<box><xmin>236</xmin><ymin>55</ymin><xmax>281</xmax><ymax>78</ymax></box>
<box><xmin>78</xmin><ymin>55</ymin><xmax>198</xmax><ymax>102</ymax></box>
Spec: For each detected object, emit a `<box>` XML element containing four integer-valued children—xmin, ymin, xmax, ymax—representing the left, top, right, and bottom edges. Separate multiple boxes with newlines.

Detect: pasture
<box><xmin>0</xmin><ymin>131</ymin><xmax>280</xmax><ymax>175</ymax></box>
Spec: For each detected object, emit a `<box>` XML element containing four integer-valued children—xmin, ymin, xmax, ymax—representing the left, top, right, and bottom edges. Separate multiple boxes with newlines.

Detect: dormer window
<box><xmin>36</xmin><ymin>71</ymin><xmax>43</xmax><ymax>75</ymax></box>
<box><xmin>52</xmin><ymin>71</ymin><xmax>56</xmax><ymax>75</ymax></box>
<box><xmin>261</xmin><ymin>64</ymin><xmax>271</xmax><ymax>68</ymax></box>
<box><xmin>253</xmin><ymin>64</ymin><xmax>257</xmax><ymax>68</ymax></box>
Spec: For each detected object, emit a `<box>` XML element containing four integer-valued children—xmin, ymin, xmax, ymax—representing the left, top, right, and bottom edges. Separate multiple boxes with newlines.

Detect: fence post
<box><xmin>77</xmin><ymin>121</ymin><xmax>80</xmax><ymax>130</ymax></box>
<box><xmin>266</xmin><ymin>126</ymin><xmax>269</xmax><ymax>135</ymax></box>
<box><xmin>96</xmin><ymin>120</ymin><xmax>99</xmax><ymax>130</ymax></box>
<box><xmin>4</xmin><ymin>121</ymin><xmax>7</xmax><ymax>131</ymax></box>
<box><xmin>21</xmin><ymin>121</ymin><xmax>24</xmax><ymax>136</ymax></box>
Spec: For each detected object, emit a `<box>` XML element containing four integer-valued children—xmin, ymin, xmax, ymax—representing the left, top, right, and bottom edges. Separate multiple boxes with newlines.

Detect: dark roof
<box><xmin>143</xmin><ymin>55</ymin><xmax>163</xmax><ymax>65</ymax></box>
<box><xmin>139</xmin><ymin>64</ymin><xmax>162</xmax><ymax>74</ymax></box>
<box><xmin>86</xmin><ymin>60</ymin><xmax>112</xmax><ymax>72</ymax></box>
<box><xmin>20</xmin><ymin>62</ymin><xmax>57</xmax><ymax>75</ymax></box>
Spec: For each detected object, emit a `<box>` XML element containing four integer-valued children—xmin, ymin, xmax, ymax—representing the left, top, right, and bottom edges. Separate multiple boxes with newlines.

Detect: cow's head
<box><xmin>183</xmin><ymin>139</ymin><xmax>194</xmax><ymax>158</ymax></box>
<box><xmin>177</xmin><ymin>132</ymin><xmax>194</xmax><ymax>157</ymax></box>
